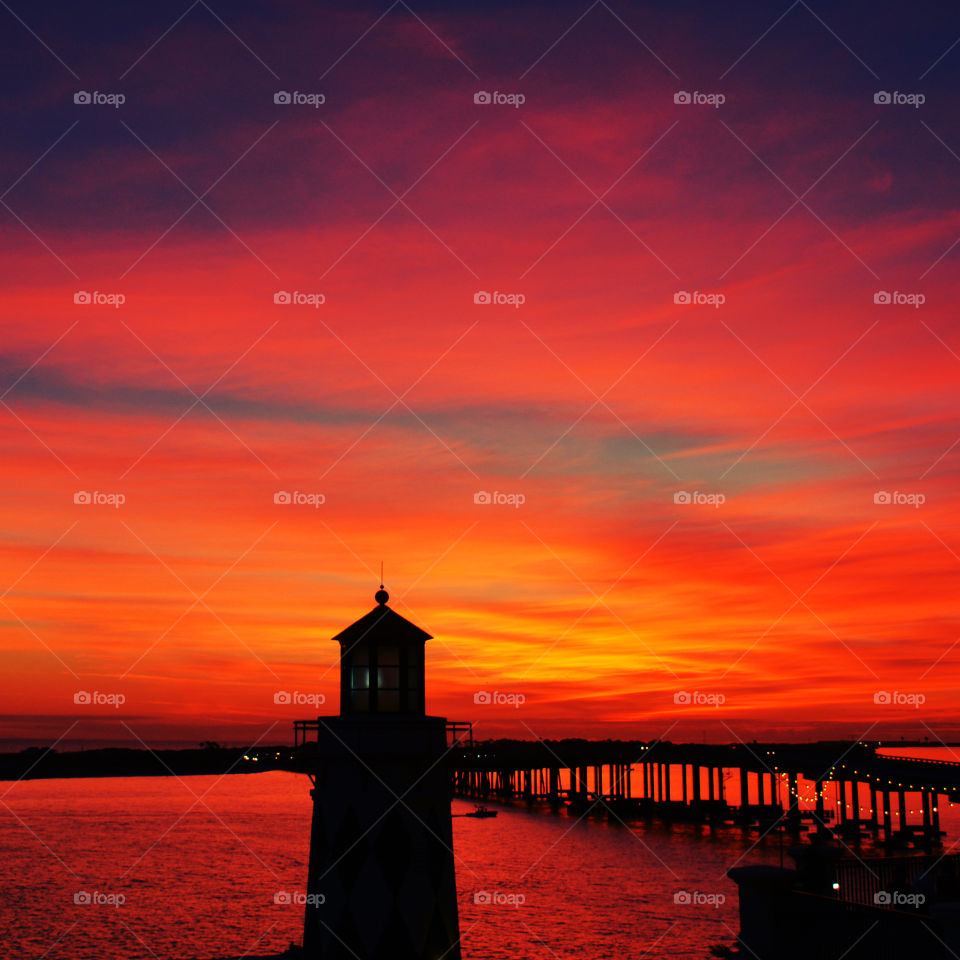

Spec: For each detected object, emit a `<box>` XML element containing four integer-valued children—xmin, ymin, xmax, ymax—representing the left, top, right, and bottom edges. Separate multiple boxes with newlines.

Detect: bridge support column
<box><xmin>787</xmin><ymin>772</ymin><xmax>799</xmax><ymax>829</ymax></box>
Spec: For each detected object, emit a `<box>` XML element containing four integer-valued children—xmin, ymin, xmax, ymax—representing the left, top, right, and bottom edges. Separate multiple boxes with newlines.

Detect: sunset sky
<box><xmin>2</xmin><ymin>0</ymin><xmax>960</xmax><ymax>747</ymax></box>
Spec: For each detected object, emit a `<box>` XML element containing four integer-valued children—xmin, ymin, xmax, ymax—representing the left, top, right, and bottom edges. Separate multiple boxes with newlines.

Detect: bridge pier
<box><xmin>450</xmin><ymin>742</ymin><xmax>960</xmax><ymax>848</ymax></box>
<box><xmin>787</xmin><ymin>772</ymin><xmax>800</xmax><ymax>829</ymax></box>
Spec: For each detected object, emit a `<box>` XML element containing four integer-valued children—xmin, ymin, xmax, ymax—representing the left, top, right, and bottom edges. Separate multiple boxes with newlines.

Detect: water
<box><xmin>0</xmin><ymin>770</ymin><xmax>786</xmax><ymax>960</ymax></box>
<box><xmin>4</xmin><ymin>750</ymin><xmax>956</xmax><ymax>959</ymax></box>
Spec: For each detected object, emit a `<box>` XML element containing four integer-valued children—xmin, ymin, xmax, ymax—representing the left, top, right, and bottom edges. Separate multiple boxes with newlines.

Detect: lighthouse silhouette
<box><xmin>300</xmin><ymin>585</ymin><xmax>461</xmax><ymax>959</ymax></box>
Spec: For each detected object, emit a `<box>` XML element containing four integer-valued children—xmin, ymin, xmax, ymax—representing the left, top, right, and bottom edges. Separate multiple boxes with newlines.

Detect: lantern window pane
<box><xmin>378</xmin><ymin>646</ymin><xmax>399</xmax><ymax>667</ymax></box>
<box><xmin>379</xmin><ymin>690</ymin><xmax>400</xmax><ymax>711</ymax></box>
<box><xmin>350</xmin><ymin>690</ymin><xmax>369</xmax><ymax>711</ymax></box>
<box><xmin>377</xmin><ymin>667</ymin><xmax>400</xmax><ymax>689</ymax></box>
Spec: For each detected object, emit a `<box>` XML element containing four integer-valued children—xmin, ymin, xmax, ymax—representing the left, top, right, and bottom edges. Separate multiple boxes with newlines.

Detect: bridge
<box><xmin>445</xmin><ymin>733</ymin><xmax>960</xmax><ymax>846</ymax></box>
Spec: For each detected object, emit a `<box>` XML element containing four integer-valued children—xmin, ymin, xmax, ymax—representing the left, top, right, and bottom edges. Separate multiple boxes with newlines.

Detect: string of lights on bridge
<box><xmin>761</xmin><ymin>750</ymin><xmax>953</xmax><ymax>816</ymax></box>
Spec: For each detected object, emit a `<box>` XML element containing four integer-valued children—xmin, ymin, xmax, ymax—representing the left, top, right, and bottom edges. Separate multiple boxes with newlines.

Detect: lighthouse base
<box><xmin>302</xmin><ymin>715</ymin><xmax>460</xmax><ymax>960</ymax></box>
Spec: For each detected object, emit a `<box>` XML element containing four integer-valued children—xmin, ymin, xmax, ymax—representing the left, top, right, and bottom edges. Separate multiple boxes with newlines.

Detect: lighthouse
<box><xmin>300</xmin><ymin>586</ymin><xmax>461</xmax><ymax>960</ymax></box>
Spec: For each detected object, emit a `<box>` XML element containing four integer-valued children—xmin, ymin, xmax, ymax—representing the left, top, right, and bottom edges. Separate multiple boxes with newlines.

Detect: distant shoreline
<box><xmin>0</xmin><ymin>746</ymin><xmax>294</xmax><ymax>781</ymax></box>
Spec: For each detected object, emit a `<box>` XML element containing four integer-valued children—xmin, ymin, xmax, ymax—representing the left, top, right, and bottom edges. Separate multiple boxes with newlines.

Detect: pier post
<box><xmin>787</xmin><ymin>772</ymin><xmax>799</xmax><ymax>829</ymax></box>
<box><xmin>814</xmin><ymin>778</ymin><xmax>825</xmax><ymax>828</ymax></box>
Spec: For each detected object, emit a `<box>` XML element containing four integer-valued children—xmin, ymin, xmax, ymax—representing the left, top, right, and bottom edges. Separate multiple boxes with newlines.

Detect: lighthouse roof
<box><xmin>331</xmin><ymin>591</ymin><xmax>432</xmax><ymax>647</ymax></box>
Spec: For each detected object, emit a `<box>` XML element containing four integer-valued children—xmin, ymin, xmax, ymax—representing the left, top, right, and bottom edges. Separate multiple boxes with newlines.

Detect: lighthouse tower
<box><xmin>301</xmin><ymin>586</ymin><xmax>461</xmax><ymax>960</ymax></box>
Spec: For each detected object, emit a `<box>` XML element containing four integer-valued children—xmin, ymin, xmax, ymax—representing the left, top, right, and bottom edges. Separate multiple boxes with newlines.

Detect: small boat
<box><xmin>464</xmin><ymin>805</ymin><xmax>498</xmax><ymax>819</ymax></box>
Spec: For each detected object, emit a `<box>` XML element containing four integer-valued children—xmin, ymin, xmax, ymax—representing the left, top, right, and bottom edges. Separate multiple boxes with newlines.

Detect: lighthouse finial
<box><xmin>375</xmin><ymin>561</ymin><xmax>388</xmax><ymax>605</ymax></box>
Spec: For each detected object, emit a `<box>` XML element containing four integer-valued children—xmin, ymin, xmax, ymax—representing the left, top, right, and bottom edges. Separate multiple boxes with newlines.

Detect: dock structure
<box><xmin>448</xmin><ymin>737</ymin><xmax>960</xmax><ymax>845</ymax></box>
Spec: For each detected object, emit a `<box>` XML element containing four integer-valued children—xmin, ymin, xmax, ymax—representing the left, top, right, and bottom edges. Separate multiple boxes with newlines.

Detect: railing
<box><xmin>834</xmin><ymin>854</ymin><xmax>958</xmax><ymax>909</ymax></box>
<box><xmin>781</xmin><ymin>890</ymin><xmax>952</xmax><ymax>960</ymax></box>
<box><xmin>874</xmin><ymin>753</ymin><xmax>960</xmax><ymax>768</ymax></box>
<box><xmin>446</xmin><ymin>721</ymin><xmax>473</xmax><ymax>748</ymax></box>
<box><xmin>293</xmin><ymin>719</ymin><xmax>321</xmax><ymax>747</ymax></box>
<box><xmin>294</xmin><ymin>718</ymin><xmax>473</xmax><ymax>749</ymax></box>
